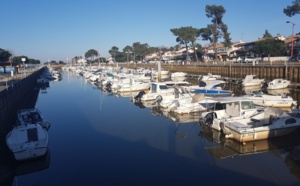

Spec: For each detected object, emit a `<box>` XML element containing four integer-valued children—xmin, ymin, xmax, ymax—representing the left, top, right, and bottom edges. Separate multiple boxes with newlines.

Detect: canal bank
<box><xmin>0</xmin><ymin>67</ymin><xmax>45</xmax><ymax>143</ymax></box>
<box><xmin>122</xmin><ymin>62</ymin><xmax>300</xmax><ymax>86</ymax></box>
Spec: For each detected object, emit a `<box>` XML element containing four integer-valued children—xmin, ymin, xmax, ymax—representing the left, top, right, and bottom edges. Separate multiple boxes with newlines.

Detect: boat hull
<box><xmin>224</xmin><ymin>126</ymin><xmax>299</xmax><ymax>143</ymax></box>
<box><xmin>13</xmin><ymin>147</ymin><xmax>48</xmax><ymax>161</ymax></box>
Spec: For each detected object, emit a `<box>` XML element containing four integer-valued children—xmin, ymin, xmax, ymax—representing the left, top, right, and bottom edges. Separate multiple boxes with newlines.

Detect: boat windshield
<box><xmin>241</xmin><ymin>101</ymin><xmax>256</xmax><ymax>110</ymax></box>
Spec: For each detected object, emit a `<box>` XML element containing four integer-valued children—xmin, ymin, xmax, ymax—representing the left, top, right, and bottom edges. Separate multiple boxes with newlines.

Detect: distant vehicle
<box><xmin>288</xmin><ymin>54</ymin><xmax>300</xmax><ymax>62</ymax></box>
<box><xmin>236</xmin><ymin>57</ymin><xmax>243</xmax><ymax>63</ymax></box>
<box><xmin>243</xmin><ymin>56</ymin><xmax>259</xmax><ymax>63</ymax></box>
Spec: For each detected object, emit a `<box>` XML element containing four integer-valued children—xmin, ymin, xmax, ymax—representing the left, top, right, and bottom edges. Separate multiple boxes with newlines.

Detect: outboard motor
<box><xmin>199</xmin><ymin>112</ymin><xmax>217</xmax><ymax>126</ymax></box>
<box><xmin>168</xmin><ymin>100</ymin><xmax>180</xmax><ymax>111</ymax></box>
<box><xmin>105</xmin><ymin>81</ymin><xmax>112</xmax><ymax>91</ymax></box>
<box><xmin>151</xmin><ymin>95</ymin><xmax>163</xmax><ymax>105</ymax></box>
<box><xmin>261</xmin><ymin>81</ymin><xmax>268</xmax><ymax>89</ymax></box>
<box><xmin>134</xmin><ymin>91</ymin><xmax>146</xmax><ymax>102</ymax></box>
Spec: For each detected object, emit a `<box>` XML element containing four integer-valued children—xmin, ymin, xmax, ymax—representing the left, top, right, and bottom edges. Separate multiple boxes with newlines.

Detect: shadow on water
<box><xmin>199</xmin><ymin>121</ymin><xmax>300</xmax><ymax>180</ymax></box>
<box><xmin>0</xmin><ymin>146</ymin><xmax>51</xmax><ymax>186</ymax></box>
<box><xmin>0</xmin><ymin>83</ymin><xmax>51</xmax><ymax>185</ymax></box>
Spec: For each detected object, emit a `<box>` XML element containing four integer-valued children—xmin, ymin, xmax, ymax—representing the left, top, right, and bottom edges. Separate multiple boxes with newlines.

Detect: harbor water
<box><xmin>3</xmin><ymin>71</ymin><xmax>300</xmax><ymax>186</ymax></box>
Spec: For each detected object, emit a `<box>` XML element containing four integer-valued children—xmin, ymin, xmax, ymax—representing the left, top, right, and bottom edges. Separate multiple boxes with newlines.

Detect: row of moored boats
<box><xmin>62</xmin><ymin>65</ymin><xmax>300</xmax><ymax>144</ymax></box>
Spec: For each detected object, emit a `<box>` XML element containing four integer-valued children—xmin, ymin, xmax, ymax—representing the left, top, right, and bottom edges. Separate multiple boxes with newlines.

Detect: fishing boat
<box><xmin>6</xmin><ymin>124</ymin><xmax>49</xmax><ymax>161</ymax></box>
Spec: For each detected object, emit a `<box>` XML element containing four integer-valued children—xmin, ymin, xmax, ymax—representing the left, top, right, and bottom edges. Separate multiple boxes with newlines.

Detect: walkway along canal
<box><xmin>0</xmin><ymin>67</ymin><xmax>44</xmax><ymax>143</ymax></box>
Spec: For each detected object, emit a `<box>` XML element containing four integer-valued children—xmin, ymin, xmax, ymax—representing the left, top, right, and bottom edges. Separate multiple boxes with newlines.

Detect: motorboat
<box><xmin>241</xmin><ymin>75</ymin><xmax>264</xmax><ymax>87</ymax></box>
<box><xmin>199</xmin><ymin>96</ymin><xmax>263</xmax><ymax>131</ymax></box>
<box><xmin>6</xmin><ymin>124</ymin><xmax>49</xmax><ymax>161</ymax></box>
<box><xmin>151</xmin><ymin>69</ymin><xmax>169</xmax><ymax>76</ymax></box>
<box><xmin>116</xmin><ymin>79</ymin><xmax>150</xmax><ymax>93</ymax></box>
<box><xmin>159</xmin><ymin>86</ymin><xmax>195</xmax><ymax>109</ymax></box>
<box><xmin>221</xmin><ymin>107</ymin><xmax>300</xmax><ymax>143</ymax></box>
<box><xmin>162</xmin><ymin>92</ymin><xmax>216</xmax><ymax>114</ymax></box>
<box><xmin>133</xmin><ymin>82</ymin><xmax>177</xmax><ymax>103</ymax></box>
<box><xmin>244</xmin><ymin>91</ymin><xmax>297</xmax><ymax>108</ymax></box>
<box><xmin>170</xmin><ymin>72</ymin><xmax>187</xmax><ymax>78</ymax></box>
<box><xmin>266</xmin><ymin>78</ymin><xmax>291</xmax><ymax>90</ymax></box>
<box><xmin>199</xmin><ymin>73</ymin><xmax>221</xmax><ymax>82</ymax></box>
<box><xmin>17</xmin><ymin>108</ymin><xmax>51</xmax><ymax>130</ymax></box>
<box><xmin>184</xmin><ymin>80</ymin><xmax>232</xmax><ymax>96</ymax></box>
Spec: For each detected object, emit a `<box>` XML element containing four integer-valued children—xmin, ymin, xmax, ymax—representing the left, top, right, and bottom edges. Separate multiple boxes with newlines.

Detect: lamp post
<box><xmin>21</xmin><ymin>57</ymin><xmax>26</xmax><ymax>75</ymax></box>
<box><xmin>286</xmin><ymin>21</ymin><xmax>295</xmax><ymax>57</ymax></box>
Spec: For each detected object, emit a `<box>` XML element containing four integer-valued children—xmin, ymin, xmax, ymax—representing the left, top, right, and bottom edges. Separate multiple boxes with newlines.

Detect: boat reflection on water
<box><xmin>267</xmin><ymin>88</ymin><xmax>290</xmax><ymax>96</ymax></box>
<box><xmin>0</xmin><ymin>148</ymin><xmax>51</xmax><ymax>185</ymax></box>
<box><xmin>201</xmin><ymin>123</ymin><xmax>300</xmax><ymax>179</ymax></box>
<box><xmin>150</xmin><ymin>106</ymin><xmax>202</xmax><ymax>123</ymax></box>
<box><xmin>243</xmin><ymin>85</ymin><xmax>262</xmax><ymax>95</ymax></box>
<box><xmin>198</xmin><ymin>121</ymin><xmax>224</xmax><ymax>143</ymax></box>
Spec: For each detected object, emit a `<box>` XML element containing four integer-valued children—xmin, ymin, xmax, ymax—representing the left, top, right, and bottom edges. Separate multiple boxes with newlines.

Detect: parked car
<box><xmin>288</xmin><ymin>55</ymin><xmax>300</xmax><ymax>62</ymax></box>
<box><xmin>242</xmin><ymin>56</ymin><xmax>261</xmax><ymax>63</ymax></box>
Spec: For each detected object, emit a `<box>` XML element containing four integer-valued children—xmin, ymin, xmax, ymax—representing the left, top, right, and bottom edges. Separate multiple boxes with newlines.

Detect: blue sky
<box><xmin>0</xmin><ymin>0</ymin><xmax>298</xmax><ymax>62</ymax></box>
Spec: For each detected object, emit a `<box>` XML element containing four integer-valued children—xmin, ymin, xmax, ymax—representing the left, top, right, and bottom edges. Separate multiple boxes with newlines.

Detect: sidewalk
<box><xmin>0</xmin><ymin>67</ymin><xmax>41</xmax><ymax>91</ymax></box>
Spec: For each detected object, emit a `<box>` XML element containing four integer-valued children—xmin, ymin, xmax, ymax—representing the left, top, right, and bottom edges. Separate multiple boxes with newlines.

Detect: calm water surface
<box><xmin>5</xmin><ymin>71</ymin><xmax>300</xmax><ymax>185</ymax></box>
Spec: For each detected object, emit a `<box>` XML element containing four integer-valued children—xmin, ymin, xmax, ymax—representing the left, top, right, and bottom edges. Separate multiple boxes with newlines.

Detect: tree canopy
<box><xmin>263</xmin><ymin>30</ymin><xmax>273</xmax><ymax>38</ymax></box>
<box><xmin>170</xmin><ymin>26</ymin><xmax>200</xmax><ymax>61</ymax></box>
<box><xmin>199</xmin><ymin>4</ymin><xmax>231</xmax><ymax>60</ymax></box>
<box><xmin>132</xmin><ymin>42</ymin><xmax>149</xmax><ymax>61</ymax></box>
<box><xmin>85</xmin><ymin>49</ymin><xmax>99</xmax><ymax>63</ymax></box>
<box><xmin>109</xmin><ymin>46</ymin><xmax>119</xmax><ymax>62</ymax></box>
<box><xmin>284</xmin><ymin>0</ymin><xmax>300</xmax><ymax>16</ymax></box>
<box><xmin>251</xmin><ymin>39</ymin><xmax>286</xmax><ymax>58</ymax></box>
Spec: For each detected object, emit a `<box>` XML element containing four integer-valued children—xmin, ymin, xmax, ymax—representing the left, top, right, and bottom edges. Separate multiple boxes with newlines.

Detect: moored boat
<box><xmin>6</xmin><ymin>124</ymin><xmax>49</xmax><ymax>161</ymax></box>
<box><xmin>17</xmin><ymin>108</ymin><xmax>51</xmax><ymax>130</ymax></box>
<box><xmin>222</xmin><ymin>107</ymin><xmax>300</xmax><ymax>143</ymax></box>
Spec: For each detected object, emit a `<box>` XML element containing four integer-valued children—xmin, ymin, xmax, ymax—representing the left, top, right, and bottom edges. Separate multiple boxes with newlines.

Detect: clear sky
<box><xmin>0</xmin><ymin>0</ymin><xmax>298</xmax><ymax>62</ymax></box>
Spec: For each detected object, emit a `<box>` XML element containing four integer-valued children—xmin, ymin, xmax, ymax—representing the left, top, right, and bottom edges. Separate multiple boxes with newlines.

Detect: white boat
<box><xmin>244</xmin><ymin>92</ymin><xmax>297</xmax><ymax>108</ymax></box>
<box><xmin>159</xmin><ymin>86</ymin><xmax>195</xmax><ymax>109</ymax></box>
<box><xmin>117</xmin><ymin>79</ymin><xmax>150</xmax><ymax>93</ymax></box>
<box><xmin>199</xmin><ymin>73</ymin><xmax>221</xmax><ymax>82</ymax></box>
<box><xmin>6</xmin><ymin>124</ymin><xmax>49</xmax><ymax>161</ymax></box>
<box><xmin>184</xmin><ymin>80</ymin><xmax>232</xmax><ymax>96</ymax></box>
<box><xmin>170</xmin><ymin>72</ymin><xmax>187</xmax><ymax>78</ymax></box>
<box><xmin>151</xmin><ymin>69</ymin><xmax>169</xmax><ymax>76</ymax></box>
<box><xmin>266</xmin><ymin>79</ymin><xmax>291</xmax><ymax>90</ymax></box>
<box><xmin>170</xmin><ymin>94</ymin><xmax>217</xmax><ymax>114</ymax></box>
<box><xmin>17</xmin><ymin>108</ymin><xmax>51</xmax><ymax>130</ymax></box>
<box><xmin>133</xmin><ymin>82</ymin><xmax>176</xmax><ymax>103</ymax></box>
<box><xmin>199</xmin><ymin>97</ymin><xmax>263</xmax><ymax>131</ymax></box>
<box><xmin>242</xmin><ymin>75</ymin><xmax>264</xmax><ymax>87</ymax></box>
<box><xmin>221</xmin><ymin>107</ymin><xmax>300</xmax><ymax>143</ymax></box>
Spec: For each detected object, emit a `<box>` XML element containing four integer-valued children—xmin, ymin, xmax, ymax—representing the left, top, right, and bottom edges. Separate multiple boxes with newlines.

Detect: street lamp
<box><xmin>286</xmin><ymin>21</ymin><xmax>295</xmax><ymax>57</ymax></box>
<box><xmin>21</xmin><ymin>58</ymin><xmax>26</xmax><ymax>75</ymax></box>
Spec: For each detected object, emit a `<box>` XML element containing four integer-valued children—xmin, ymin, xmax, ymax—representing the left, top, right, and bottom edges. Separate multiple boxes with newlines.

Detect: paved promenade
<box><xmin>0</xmin><ymin>67</ymin><xmax>41</xmax><ymax>91</ymax></box>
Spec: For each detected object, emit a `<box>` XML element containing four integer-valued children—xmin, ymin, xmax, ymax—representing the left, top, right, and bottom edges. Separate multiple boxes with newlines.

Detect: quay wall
<box><xmin>123</xmin><ymin>64</ymin><xmax>300</xmax><ymax>84</ymax></box>
<box><xmin>0</xmin><ymin>67</ymin><xmax>45</xmax><ymax>140</ymax></box>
